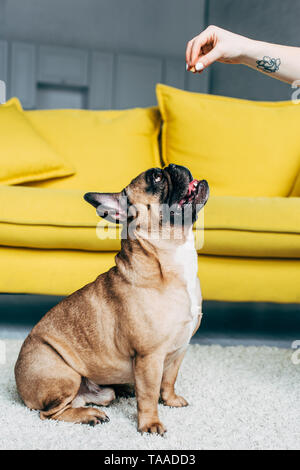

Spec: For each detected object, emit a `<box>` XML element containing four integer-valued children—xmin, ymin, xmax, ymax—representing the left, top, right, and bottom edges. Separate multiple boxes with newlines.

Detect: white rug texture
<box><xmin>0</xmin><ymin>340</ymin><xmax>299</xmax><ymax>450</ymax></box>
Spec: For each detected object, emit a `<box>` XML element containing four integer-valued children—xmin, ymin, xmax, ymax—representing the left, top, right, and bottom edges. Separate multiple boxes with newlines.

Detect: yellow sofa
<box><xmin>0</xmin><ymin>88</ymin><xmax>300</xmax><ymax>304</ymax></box>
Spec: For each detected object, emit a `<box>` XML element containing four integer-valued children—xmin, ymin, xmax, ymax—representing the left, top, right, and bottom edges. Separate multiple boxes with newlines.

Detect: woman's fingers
<box><xmin>196</xmin><ymin>47</ymin><xmax>222</xmax><ymax>70</ymax></box>
<box><xmin>186</xmin><ymin>37</ymin><xmax>197</xmax><ymax>67</ymax></box>
<box><xmin>190</xmin><ymin>31</ymin><xmax>208</xmax><ymax>66</ymax></box>
<box><xmin>186</xmin><ymin>29</ymin><xmax>220</xmax><ymax>70</ymax></box>
<box><xmin>187</xmin><ymin>44</ymin><xmax>222</xmax><ymax>73</ymax></box>
<box><xmin>189</xmin><ymin>27</ymin><xmax>214</xmax><ymax>66</ymax></box>
<box><xmin>186</xmin><ymin>26</ymin><xmax>225</xmax><ymax>71</ymax></box>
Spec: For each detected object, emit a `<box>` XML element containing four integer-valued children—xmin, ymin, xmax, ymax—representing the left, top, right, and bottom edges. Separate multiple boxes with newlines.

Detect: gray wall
<box><xmin>0</xmin><ymin>0</ymin><xmax>208</xmax><ymax>109</ymax></box>
<box><xmin>0</xmin><ymin>0</ymin><xmax>299</xmax><ymax>107</ymax></box>
<box><xmin>0</xmin><ymin>0</ymin><xmax>204</xmax><ymax>57</ymax></box>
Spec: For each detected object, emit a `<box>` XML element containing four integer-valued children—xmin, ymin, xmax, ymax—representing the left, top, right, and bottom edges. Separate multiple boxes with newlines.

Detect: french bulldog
<box><xmin>15</xmin><ymin>164</ymin><xmax>209</xmax><ymax>435</ymax></box>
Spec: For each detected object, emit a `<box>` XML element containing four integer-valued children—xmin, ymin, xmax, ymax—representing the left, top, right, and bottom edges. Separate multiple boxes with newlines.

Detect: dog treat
<box><xmin>187</xmin><ymin>62</ymin><xmax>204</xmax><ymax>73</ymax></box>
<box><xmin>186</xmin><ymin>63</ymin><xmax>196</xmax><ymax>73</ymax></box>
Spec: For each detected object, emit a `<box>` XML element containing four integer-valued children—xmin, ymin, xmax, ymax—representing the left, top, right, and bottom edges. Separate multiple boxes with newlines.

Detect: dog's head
<box><xmin>84</xmin><ymin>164</ymin><xmax>209</xmax><ymax>236</ymax></box>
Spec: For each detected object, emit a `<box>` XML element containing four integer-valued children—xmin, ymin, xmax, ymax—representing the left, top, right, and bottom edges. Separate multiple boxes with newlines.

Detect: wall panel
<box><xmin>10</xmin><ymin>42</ymin><xmax>36</xmax><ymax>109</ymax></box>
<box><xmin>115</xmin><ymin>54</ymin><xmax>163</xmax><ymax>109</ymax></box>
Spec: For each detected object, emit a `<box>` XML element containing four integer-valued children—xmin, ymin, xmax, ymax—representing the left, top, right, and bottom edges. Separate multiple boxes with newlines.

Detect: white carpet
<box><xmin>0</xmin><ymin>340</ymin><xmax>299</xmax><ymax>450</ymax></box>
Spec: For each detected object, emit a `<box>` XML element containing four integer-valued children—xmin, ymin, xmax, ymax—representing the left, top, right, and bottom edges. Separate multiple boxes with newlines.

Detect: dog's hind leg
<box><xmin>71</xmin><ymin>378</ymin><xmax>115</xmax><ymax>408</ymax></box>
<box><xmin>44</xmin><ymin>405</ymin><xmax>110</xmax><ymax>425</ymax></box>
<box><xmin>15</xmin><ymin>336</ymin><xmax>109</xmax><ymax>425</ymax></box>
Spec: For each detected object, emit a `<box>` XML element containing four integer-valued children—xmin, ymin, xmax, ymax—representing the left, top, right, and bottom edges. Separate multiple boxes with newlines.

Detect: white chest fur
<box><xmin>174</xmin><ymin>229</ymin><xmax>200</xmax><ymax>336</ymax></box>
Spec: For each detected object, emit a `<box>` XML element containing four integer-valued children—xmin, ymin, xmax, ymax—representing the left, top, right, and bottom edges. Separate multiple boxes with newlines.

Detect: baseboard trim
<box><xmin>0</xmin><ymin>294</ymin><xmax>299</xmax><ymax>339</ymax></box>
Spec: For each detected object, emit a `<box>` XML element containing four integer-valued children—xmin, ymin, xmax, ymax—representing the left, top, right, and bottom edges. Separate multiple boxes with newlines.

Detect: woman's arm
<box><xmin>186</xmin><ymin>25</ymin><xmax>300</xmax><ymax>85</ymax></box>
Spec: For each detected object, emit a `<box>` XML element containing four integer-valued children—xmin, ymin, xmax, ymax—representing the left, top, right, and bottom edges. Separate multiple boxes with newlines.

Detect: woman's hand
<box><xmin>185</xmin><ymin>25</ymin><xmax>300</xmax><ymax>86</ymax></box>
<box><xmin>186</xmin><ymin>25</ymin><xmax>252</xmax><ymax>72</ymax></box>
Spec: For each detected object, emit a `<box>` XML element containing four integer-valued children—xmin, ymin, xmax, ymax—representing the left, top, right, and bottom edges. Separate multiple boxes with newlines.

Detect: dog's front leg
<box><xmin>160</xmin><ymin>351</ymin><xmax>189</xmax><ymax>407</ymax></box>
<box><xmin>134</xmin><ymin>353</ymin><xmax>166</xmax><ymax>435</ymax></box>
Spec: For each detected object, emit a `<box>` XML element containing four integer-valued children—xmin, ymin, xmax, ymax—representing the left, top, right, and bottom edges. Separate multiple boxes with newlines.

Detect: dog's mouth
<box><xmin>178</xmin><ymin>179</ymin><xmax>209</xmax><ymax>208</ymax></box>
<box><xmin>178</xmin><ymin>179</ymin><xmax>199</xmax><ymax>207</ymax></box>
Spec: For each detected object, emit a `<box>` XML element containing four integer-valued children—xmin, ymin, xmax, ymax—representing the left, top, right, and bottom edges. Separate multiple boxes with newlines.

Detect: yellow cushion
<box><xmin>26</xmin><ymin>107</ymin><xmax>161</xmax><ymax>192</ymax></box>
<box><xmin>0</xmin><ymin>98</ymin><xmax>74</xmax><ymax>185</ymax></box>
<box><xmin>1</xmin><ymin>186</ymin><xmax>300</xmax><ymax>259</ymax></box>
<box><xmin>157</xmin><ymin>84</ymin><xmax>300</xmax><ymax>197</ymax></box>
<box><xmin>0</xmin><ymin>246</ymin><xmax>299</xmax><ymax>302</ymax></box>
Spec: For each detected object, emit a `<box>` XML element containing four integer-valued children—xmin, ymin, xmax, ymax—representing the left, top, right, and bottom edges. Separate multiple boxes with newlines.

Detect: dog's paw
<box><xmin>138</xmin><ymin>420</ymin><xmax>166</xmax><ymax>436</ymax></box>
<box><xmin>84</xmin><ymin>407</ymin><xmax>110</xmax><ymax>426</ymax></box>
<box><xmin>163</xmin><ymin>394</ymin><xmax>189</xmax><ymax>408</ymax></box>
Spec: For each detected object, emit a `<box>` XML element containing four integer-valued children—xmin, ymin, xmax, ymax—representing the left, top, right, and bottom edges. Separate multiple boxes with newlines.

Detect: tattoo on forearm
<box><xmin>256</xmin><ymin>56</ymin><xmax>281</xmax><ymax>73</ymax></box>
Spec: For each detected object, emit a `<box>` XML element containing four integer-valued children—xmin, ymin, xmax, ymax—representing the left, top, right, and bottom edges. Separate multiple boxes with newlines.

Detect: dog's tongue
<box><xmin>179</xmin><ymin>180</ymin><xmax>199</xmax><ymax>206</ymax></box>
<box><xmin>187</xmin><ymin>179</ymin><xmax>199</xmax><ymax>196</ymax></box>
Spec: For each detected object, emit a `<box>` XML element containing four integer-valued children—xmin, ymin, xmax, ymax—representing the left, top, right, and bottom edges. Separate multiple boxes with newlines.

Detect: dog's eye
<box><xmin>152</xmin><ymin>170</ymin><xmax>163</xmax><ymax>184</ymax></box>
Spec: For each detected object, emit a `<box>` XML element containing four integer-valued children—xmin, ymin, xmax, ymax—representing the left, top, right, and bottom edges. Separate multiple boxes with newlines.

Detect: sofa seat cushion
<box><xmin>205</xmin><ymin>195</ymin><xmax>300</xmax><ymax>233</ymax></box>
<box><xmin>202</xmin><ymin>196</ymin><xmax>300</xmax><ymax>258</ymax></box>
<box><xmin>0</xmin><ymin>186</ymin><xmax>300</xmax><ymax>258</ymax></box>
<box><xmin>0</xmin><ymin>185</ymin><xmax>118</xmax><ymax>251</ymax></box>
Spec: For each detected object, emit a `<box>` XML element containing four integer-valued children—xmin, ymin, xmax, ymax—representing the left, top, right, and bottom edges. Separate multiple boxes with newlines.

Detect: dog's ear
<box><xmin>84</xmin><ymin>192</ymin><xmax>127</xmax><ymax>224</ymax></box>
